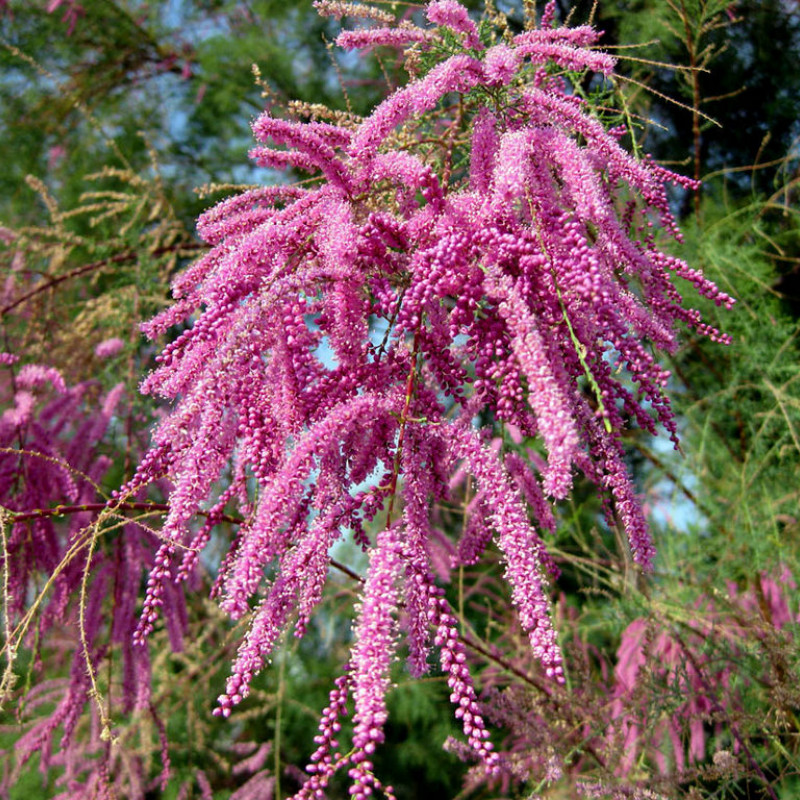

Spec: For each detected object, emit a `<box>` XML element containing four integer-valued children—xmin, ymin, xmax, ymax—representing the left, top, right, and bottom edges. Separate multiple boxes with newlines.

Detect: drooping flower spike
<box><xmin>128</xmin><ymin>0</ymin><xmax>732</xmax><ymax>791</ymax></box>
<box><xmin>0</xmin><ymin>360</ymin><xmax>185</xmax><ymax>797</ymax></box>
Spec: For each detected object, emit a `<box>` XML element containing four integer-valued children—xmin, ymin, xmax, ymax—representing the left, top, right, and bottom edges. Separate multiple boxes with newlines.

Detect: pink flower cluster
<box><xmin>46</xmin><ymin>0</ymin><xmax>84</xmax><ymax>36</ymax></box>
<box><xmin>610</xmin><ymin>569</ymin><xmax>799</xmax><ymax>776</ymax></box>
<box><xmin>128</xmin><ymin>0</ymin><xmax>732</xmax><ymax>791</ymax></box>
<box><xmin>0</xmin><ymin>358</ymin><xmax>186</xmax><ymax>797</ymax></box>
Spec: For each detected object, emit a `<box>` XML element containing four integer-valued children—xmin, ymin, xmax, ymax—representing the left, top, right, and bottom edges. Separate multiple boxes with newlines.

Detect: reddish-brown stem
<box><xmin>9</xmin><ymin>500</ymin><xmax>238</xmax><ymax>526</ymax></box>
<box><xmin>0</xmin><ymin>242</ymin><xmax>206</xmax><ymax>317</ymax></box>
<box><xmin>384</xmin><ymin>330</ymin><xmax>420</xmax><ymax>527</ymax></box>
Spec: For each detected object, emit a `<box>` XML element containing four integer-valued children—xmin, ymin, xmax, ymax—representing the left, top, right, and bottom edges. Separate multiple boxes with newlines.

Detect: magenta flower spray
<box><xmin>126</xmin><ymin>1</ymin><xmax>732</xmax><ymax>794</ymax></box>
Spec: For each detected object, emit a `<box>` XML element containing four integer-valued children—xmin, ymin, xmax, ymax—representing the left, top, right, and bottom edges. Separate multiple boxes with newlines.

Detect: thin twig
<box><xmin>1</xmin><ymin>242</ymin><xmax>206</xmax><ymax>317</ymax></box>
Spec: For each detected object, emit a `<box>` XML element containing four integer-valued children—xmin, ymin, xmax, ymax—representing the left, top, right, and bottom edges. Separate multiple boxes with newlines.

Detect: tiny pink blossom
<box><xmin>94</xmin><ymin>337</ymin><xmax>125</xmax><ymax>359</ymax></box>
<box><xmin>336</xmin><ymin>26</ymin><xmax>432</xmax><ymax>50</ymax></box>
<box><xmin>47</xmin><ymin>145</ymin><xmax>67</xmax><ymax>170</ymax></box>
<box><xmin>483</xmin><ymin>44</ymin><xmax>520</xmax><ymax>86</ymax></box>
<box><xmin>427</xmin><ymin>0</ymin><xmax>483</xmax><ymax>50</ymax></box>
<box><xmin>17</xmin><ymin>363</ymin><xmax>67</xmax><ymax>394</ymax></box>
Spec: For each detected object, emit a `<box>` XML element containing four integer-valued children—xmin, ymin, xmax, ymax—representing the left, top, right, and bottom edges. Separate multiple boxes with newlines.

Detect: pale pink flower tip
<box><xmin>95</xmin><ymin>337</ymin><xmax>125</xmax><ymax>359</ymax></box>
<box><xmin>484</xmin><ymin>44</ymin><xmax>519</xmax><ymax>86</ymax></box>
<box><xmin>427</xmin><ymin>0</ymin><xmax>482</xmax><ymax>50</ymax></box>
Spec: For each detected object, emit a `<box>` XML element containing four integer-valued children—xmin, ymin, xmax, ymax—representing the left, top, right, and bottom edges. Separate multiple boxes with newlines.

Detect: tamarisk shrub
<box><xmin>0</xmin><ymin>357</ymin><xmax>280</xmax><ymax>799</ymax></box>
<box><xmin>609</xmin><ymin>570</ymin><xmax>799</xmax><ymax>780</ymax></box>
<box><xmin>466</xmin><ymin>567</ymin><xmax>800</xmax><ymax>796</ymax></box>
<box><xmin>0</xmin><ymin>359</ymin><xmax>121</xmax><ymax>631</ymax></box>
<box><xmin>126</xmin><ymin>0</ymin><xmax>733</xmax><ymax>794</ymax></box>
<box><xmin>0</xmin><ymin>360</ymin><xmax>177</xmax><ymax>797</ymax></box>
